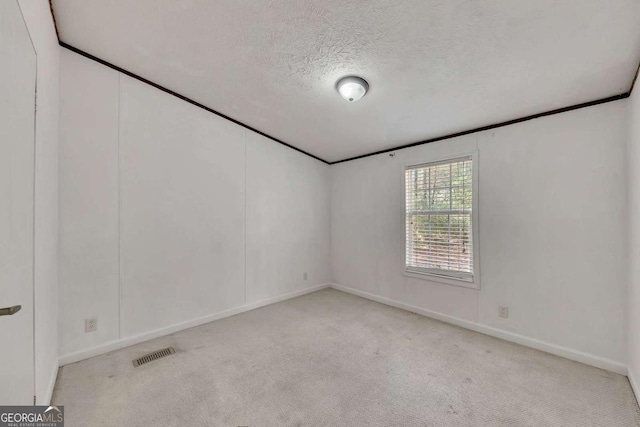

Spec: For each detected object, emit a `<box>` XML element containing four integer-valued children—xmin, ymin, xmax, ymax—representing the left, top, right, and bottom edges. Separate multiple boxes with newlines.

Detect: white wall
<box><xmin>57</xmin><ymin>32</ymin><xmax>633</xmax><ymax>380</ymax></box>
<box><xmin>332</xmin><ymin>100</ymin><xmax>629</xmax><ymax>370</ymax></box>
<box><xmin>59</xmin><ymin>49</ymin><xmax>120</xmax><ymax>354</ymax></box>
<box><xmin>119</xmin><ymin>75</ymin><xmax>246</xmax><ymax>336</ymax></box>
<box><xmin>628</xmin><ymin>85</ymin><xmax>640</xmax><ymax>395</ymax></box>
<box><xmin>58</xmin><ymin>49</ymin><xmax>331</xmax><ymax>359</ymax></box>
<box><xmin>246</xmin><ymin>131</ymin><xmax>331</xmax><ymax>303</ymax></box>
<box><xmin>18</xmin><ymin>0</ymin><xmax>60</xmax><ymax>405</ymax></box>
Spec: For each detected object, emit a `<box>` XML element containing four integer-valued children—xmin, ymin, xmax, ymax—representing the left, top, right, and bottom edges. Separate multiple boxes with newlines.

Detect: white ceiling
<box><xmin>53</xmin><ymin>0</ymin><xmax>640</xmax><ymax>163</ymax></box>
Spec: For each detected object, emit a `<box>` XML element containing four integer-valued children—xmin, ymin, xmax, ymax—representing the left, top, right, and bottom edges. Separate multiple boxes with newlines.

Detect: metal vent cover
<box><xmin>132</xmin><ymin>347</ymin><xmax>175</xmax><ymax>367</ymax></box>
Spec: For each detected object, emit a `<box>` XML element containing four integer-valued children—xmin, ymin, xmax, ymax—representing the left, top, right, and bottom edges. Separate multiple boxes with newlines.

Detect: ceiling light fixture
<box><xmin>336</xmin><ymin>76</ymin><xmax>369</xmax><ymax>102</ymax></box>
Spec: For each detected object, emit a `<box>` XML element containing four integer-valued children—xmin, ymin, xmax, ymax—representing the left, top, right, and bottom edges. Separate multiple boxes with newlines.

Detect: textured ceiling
<box><xmin>53</xmin><ymin>0</ymin><xmax>640</xmax><ymax>162</ymax></box>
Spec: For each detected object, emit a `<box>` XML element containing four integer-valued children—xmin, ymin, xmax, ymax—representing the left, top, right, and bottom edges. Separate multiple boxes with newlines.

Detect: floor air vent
<box><xmin>132</xmin><ymin>347</ymin><xmax>176</xmax><ymax>367</ymax></box>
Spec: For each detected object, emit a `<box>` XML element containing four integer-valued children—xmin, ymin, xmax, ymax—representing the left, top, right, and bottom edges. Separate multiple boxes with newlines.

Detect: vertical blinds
<box><xmin>405</xmin><ymin>157</ymin><xmax>473</xmax><ymax>280</ymax></box>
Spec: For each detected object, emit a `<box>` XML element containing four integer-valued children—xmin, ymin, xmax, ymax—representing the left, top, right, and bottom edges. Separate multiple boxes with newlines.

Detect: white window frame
<box><xmin>403</xmin><ymin>151</ymin><xmax>480</xmax><ymax>289</ymax></box>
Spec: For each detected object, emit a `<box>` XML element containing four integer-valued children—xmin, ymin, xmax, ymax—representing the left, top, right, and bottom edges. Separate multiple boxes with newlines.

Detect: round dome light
<box><xmin>336</xmin><ymin>76</ymin><xmax>369</xmax><ymax>102</ymax></box>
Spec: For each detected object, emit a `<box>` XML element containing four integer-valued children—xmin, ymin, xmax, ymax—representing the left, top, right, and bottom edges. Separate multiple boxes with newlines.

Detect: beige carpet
<box><xmin>53</xmin><ymin>288</ymin><xmax>640</xmax><ymax>426</ymax></box>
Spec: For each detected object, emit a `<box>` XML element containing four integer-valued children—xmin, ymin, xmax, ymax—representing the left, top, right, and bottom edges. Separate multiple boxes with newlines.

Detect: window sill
<box><xmin>403</xmin><ymin>269</ymin><xmax>480</xmax><ymax>290</ymax></box>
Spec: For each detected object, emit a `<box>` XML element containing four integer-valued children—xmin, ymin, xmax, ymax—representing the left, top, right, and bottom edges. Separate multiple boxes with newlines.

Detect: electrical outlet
<box><xmin>85</xmin><ymin>318</ymin><xmax>97</xmax><ymax>333</ymax></box>
<box><xmin>498</xmin><ymin>306</ymin><xmax>509</xmax><ymax>319</ymax></box>
<box><xmin>303</xmin><ymin>272</ymin><xmax>308</xmax><ymax>280</ymax></box>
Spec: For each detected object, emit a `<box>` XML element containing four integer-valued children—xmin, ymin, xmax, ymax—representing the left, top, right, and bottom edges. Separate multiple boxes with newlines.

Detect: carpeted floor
<box><xmin>53</xmin><ymin>288</ymin><xmax>640</xmax><ymax>426</ymax></box>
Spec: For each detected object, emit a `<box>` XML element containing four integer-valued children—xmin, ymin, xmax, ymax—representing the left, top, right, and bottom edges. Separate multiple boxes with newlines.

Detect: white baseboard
<box><xmin>58</xmin><ymin>281</ymin><xmax>628</xmax><ymax>377</ymax></box>
<box><xmin>330</xmin><ymin>283</ymin><xmax>627</xmax><ymax>375</ymax></box>
<box><xmin>43</xmin><ymin>363</ymin><xmax>58</xmax><ymax>405</ymax></box>
<box><xmin>59</xmin><ymin>283</ymin><xmax>330</xmax><ymax>366</ymax></box>
<box><xmin>629</xmin><ymin>368</ymin><xmax>639</xmax><ymax>405</ymax></box>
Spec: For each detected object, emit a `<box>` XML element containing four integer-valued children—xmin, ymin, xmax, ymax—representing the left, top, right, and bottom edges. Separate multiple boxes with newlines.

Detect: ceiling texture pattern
<box><xmin>53</xmin><ymin>0</ymin><xmax>640</xmax><ymax>163</ymax></box>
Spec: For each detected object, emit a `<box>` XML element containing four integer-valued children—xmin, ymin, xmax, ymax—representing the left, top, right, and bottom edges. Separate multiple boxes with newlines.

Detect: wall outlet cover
<box><xmin>85</xmin><ymin>318</ymin><xmax>97</xmax><ymax>332</ymax></box>
<box><xmin>498</xmin><ymin>306</ymin><xmax>509</xmax><ymax>319</ymax></box>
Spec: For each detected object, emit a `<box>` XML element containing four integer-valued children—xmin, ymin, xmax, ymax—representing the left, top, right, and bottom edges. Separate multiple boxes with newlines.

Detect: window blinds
<box><xmin>405</xmin><ymin>157</ymin><xmax>473</xmax><ymax>280</ymax></box>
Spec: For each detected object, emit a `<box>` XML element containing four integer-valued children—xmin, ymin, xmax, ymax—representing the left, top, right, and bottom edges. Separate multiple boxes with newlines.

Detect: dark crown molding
<box><xmin>59</xmin><ymin>42</ymin><xmax>330</xmax><ymax>164</ymax></box>
<box><xmin>331</xmin><ymin>92</ymin><xmax>630</xmax><ymax>164</ymax></box>
<box><xmin>48</xmin><ymin>0</ymin><xmax>60</xmax><ymax>40</ymax></box>
<box><xmin>335</xmin><ymin>54</ymin><xmax>639</xmax><ymax>164</ymax></box>
<box><xmin>59</xmin><ymin>40</ymin><xmax>638</xmax><ymax>165</ymax></box>
<box><xmin>48</xmin><ymin>1</ymin><xmax>640</xmax><ymax>165</ymax></box>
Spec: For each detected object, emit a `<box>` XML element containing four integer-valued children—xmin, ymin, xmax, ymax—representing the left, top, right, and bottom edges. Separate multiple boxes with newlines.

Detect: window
<box><xmin>405</xmin><ymin>156</ymin><xmax>475</xmax><ymax>282</ymax></box>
